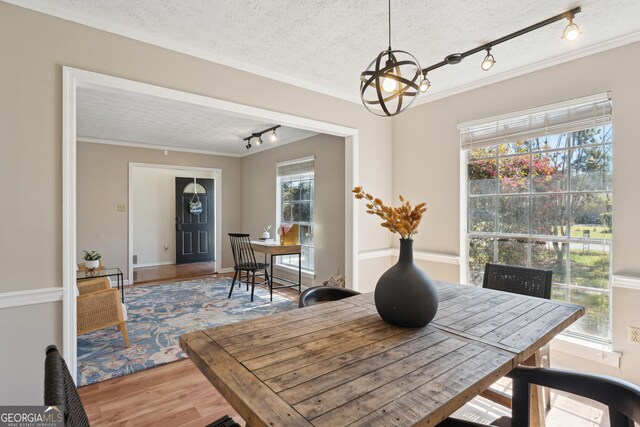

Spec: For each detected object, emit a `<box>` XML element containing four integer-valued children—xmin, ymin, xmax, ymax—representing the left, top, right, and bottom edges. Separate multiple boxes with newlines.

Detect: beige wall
<box><xmin>241</xmin><ymin>134</ymin><xmax>345</xmax><ymax>285</ymax></box>
<box><xmin>0</xmin><ymin>302</ymin><xmax>62</xmax><ymax>405</ymax></box>
<box><xmin>77</xmin><ymin>142</ymin><xmax>241</xmax><ymax>277</ymax></box>
<box><xmin>0</xmin><ymin>2</ymin><xmax>391</xmax><ymax>403</ymax></box>
<box><xmin>392</xmin><ymin>41</ymin><xmax>640</xmax><ymax>384</ymax></box>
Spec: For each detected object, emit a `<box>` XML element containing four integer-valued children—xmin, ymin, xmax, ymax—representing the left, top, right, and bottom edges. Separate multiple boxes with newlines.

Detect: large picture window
<box><xmin>277</xmin><ymin>157</ymin><xmax>314</xmax><ymax>272</ymax></box>
<box><xmin>461</xmin><ymin>96</ymin><xmax>612</xmax><ymax>342</ymax></box>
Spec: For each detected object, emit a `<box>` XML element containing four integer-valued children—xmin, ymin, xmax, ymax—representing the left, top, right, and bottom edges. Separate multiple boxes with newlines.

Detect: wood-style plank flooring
<box><xmin>133</xmin><ymin>261</ymin><xmax>217</xmax><ymax>284</ymax></box>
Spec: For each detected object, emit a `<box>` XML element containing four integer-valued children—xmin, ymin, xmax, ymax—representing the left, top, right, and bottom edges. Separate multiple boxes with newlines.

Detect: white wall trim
<box><xmin>358</xmin><ymin>248</ymin><xmax>460</xmax><ymax>265</ymax></box>
<box><xmin>0</xmin><ymin>287</ymin><xmax>64</xmax><ymax>309</ymax></box>
<box><xmin>133</xmin><ymin>260</ymin><xmax>175</xmax><ymax>268</ymax></box>
<box><xmin>612</xmin><ymin>275</ymin><xmax>640</xmax><ymax>291</ymax></box>
<box><xmin>551</xmin><ymin>334</ymin><xmax>621</xmax><ymax>369</ymax></box>
<box><xmin>77</xmin><ymin>136</ymin><xmax>242</xmax><ymax>158</ymax></box>
<box><xmin>358</xmin><ymin>248</ymin><xmax>394</xmax><ymax>260</ymax></box>
<box><xmin>218</xmin><ymin>267</ymin><xmax>235</xmax><ymax>274</ymax></box>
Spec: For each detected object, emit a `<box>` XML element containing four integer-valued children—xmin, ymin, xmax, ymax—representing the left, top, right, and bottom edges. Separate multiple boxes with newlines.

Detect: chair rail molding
<box><xmin>358</xmin><ymin>248</ymin><xmax>460</xmax><ymax>265</ymax></box>
<box><xmin>0</xmin><ymin>287</ymin><xmax>64</xmax><ymax>309</ymax></box>
<box><xmin>612</xmin><ymin>275</ymin><xmax>640</xmax><ymax>291</ymax></box>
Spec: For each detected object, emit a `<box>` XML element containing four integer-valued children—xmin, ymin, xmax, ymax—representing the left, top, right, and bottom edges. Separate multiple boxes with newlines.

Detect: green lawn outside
<box><xmin>569</xmin><ymin>224</ymin><xmax>612</xmax><ymax>239</ymax></box>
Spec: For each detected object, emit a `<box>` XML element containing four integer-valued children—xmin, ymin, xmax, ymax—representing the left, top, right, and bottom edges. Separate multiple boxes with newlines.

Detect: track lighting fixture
<box><xmin>480</xmin><ymin>48</ymin><xmax>496</xmax><ymax>71</ymax></box>
<box><xmin>361</xmin><ymin>4</ymin><xmax>582</xmax><ymax>116</ymax></box>
<box><xmin>242</xmin><ymin>125</ymin><xmax>281</xmax><ymax>150</ymax></box>
<box><xmin>562</xmin><ymin>17</ymin><xmax>581</xmax><ymax>41</ymax></box>
<box><xmin>419</xmin><ymin>74</ymin><xmax>430</xmax><ymax>93</ymax></box>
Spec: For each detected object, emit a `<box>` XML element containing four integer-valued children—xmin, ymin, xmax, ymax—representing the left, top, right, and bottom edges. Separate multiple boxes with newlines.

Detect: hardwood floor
<box><xmin>133</xmin><ymin>261</ymin><xmax>217</xmax><ymax>284</ymax></box>
<box><xmin>79</xmin><ymin>359</ymin><xmax>246</xmax><ymax>426</ymax></box>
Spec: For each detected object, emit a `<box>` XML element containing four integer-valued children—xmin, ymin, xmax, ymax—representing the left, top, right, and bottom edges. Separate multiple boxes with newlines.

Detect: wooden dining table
<box><xmin>180</xmin><ymin>281</ymin><xmax>584</xmax><ymax>427</ymax></box>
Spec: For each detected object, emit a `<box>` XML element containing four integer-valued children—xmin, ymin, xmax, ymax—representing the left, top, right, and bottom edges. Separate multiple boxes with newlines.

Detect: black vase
<box><xmin>374</xmin><ymin>239</ymin><xmax>439</xmax><ymax>327</ymax></box>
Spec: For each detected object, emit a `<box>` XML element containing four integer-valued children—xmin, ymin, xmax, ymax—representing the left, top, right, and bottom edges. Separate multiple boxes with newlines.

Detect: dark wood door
<box><xmin>175</xmin><ymin>177</ymin><xmax>214</xmax><ymax>264</ymax></box>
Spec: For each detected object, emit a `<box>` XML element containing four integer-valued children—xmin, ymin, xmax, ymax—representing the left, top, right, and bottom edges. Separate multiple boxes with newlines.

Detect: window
<box><xmin>461</xmin><ymin>95</ymin><xmax>613</xmax><ymax>342</ymax></box>
<box><xmin>277</xmin><ymin>157</ymin><xmax>315</xmax><ymax>272</ymax></box>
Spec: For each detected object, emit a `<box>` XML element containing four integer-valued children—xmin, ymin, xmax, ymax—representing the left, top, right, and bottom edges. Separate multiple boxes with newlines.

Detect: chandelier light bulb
<box><xmin>381</xmin><ymin>75</ymin><xmax>398</xmax><ymax>93</ymax></box>
<box><xmin>270</xmin><ymin>129</ymin><xmax>278</xmax><ymax>142</ymax></box>
<box><xmin>419</xmin><ymin>75</ymin><xmax>430</xmax><ymax>93</ymax></box>
<box><xmin>481</xmin><ymin>49</ymin><xmax>495</xmax><ymax>71</ymax></box>
<box><xmin>562</xmin><ymin>19</ymin><xmax>581</xmax><ymax>41</ymax></box>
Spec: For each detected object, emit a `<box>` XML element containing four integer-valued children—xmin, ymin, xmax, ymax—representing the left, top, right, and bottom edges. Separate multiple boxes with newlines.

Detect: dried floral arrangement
<box><xmin>353</xmin><ymin>186</ymin><xmax>427</xmax><ymax>240</ymax></box>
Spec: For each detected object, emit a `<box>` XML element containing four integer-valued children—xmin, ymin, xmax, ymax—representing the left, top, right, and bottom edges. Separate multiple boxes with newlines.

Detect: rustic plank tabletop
<box><xmin>180</xmin><ymin>281</ymin><xmax>584</xmax><ymax>427</ymax></box>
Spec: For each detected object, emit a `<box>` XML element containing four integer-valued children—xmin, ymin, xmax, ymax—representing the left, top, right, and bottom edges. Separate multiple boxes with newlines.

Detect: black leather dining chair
<box><xmin>299</xmin><ymin>286</ymin><xmax>361</xmax><ymax>308</ymax></box>
<box><xmin>228</xmin><ymin>233</ymin><xmax>272</xmax><ymax>302</ymax></box>
<box><xmin>439</xmin><ymin>366</ymin><xmax>640</xmax><ymax>427</ymax></box>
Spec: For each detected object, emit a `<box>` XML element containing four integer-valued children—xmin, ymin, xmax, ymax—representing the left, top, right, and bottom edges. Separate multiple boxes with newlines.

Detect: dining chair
<box><xmin>228</xmin><ymin>233</ymin><xmax>272</xmax><ymax>302</ymax></box>
<box><xmin>299</xmin><ymin>286</ymin><xmax>361</xmax><ymax>307</ymax></box>
<box><xmin>482</xmin><ymin>262</ymin><xmax>553</xmax><ymax>408</ymax></box>
<box><xmin>44</xmin><ymin>345</ymin><xmax>90</xmax><ymax>427</ymax></box>
<box><xmin>439</xmin><ymin>366</ymin><xmax>640</xmax><ymax>427</ymax></box>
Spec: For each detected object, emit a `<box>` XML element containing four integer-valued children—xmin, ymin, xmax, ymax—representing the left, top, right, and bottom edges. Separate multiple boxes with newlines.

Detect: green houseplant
<box><xmin>83</xmin><ymin>250</ymin><xmax>102</xmax><ymax>270</ymax></box>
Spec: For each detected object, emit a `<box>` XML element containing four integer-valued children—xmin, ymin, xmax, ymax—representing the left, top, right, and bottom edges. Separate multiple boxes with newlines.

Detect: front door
<box><xmin>175</xmin><ymin>177</ymin><xmax>214</xmax><ymax>264</ymax></box>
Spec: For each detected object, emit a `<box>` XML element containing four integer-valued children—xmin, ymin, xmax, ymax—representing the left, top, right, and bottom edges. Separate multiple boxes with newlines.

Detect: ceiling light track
<box><xmin>422</xmin><ymin>7</ymin><xmax>581</xmax><ymax>74</ymax></box>
<box><xmin>243</xmin><ymin>125</ymin><xmax>281</xmax><ymax>150</ymax></box>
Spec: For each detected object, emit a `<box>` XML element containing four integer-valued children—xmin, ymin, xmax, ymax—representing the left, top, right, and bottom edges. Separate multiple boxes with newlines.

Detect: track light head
<box><xmin>256</xmin><ymin>136</ymin><xmax>263</xmax><ymax>146</ymax></box>
<box><xmin>419</xmin><ymin>74</ymin><xmax>430</xmax><ymax>93</ymax></box>
<box><xmin>246</xmin><ymin>141</ymin><xmax>251</xmax><ymax>149</ymax></box>
<box><xmin>480</xmin><ymin>48</ymin><xmax>496</xmax><ymax>71</ymax></box>
<box><xmin>562</xmin><ymin>17</ymin><xmax>581</xmax><ymax>41</ymax></box>
<box><xmin>270</xmin><ymin>129</ymin><xmax>278</xmax><ymax>142</ymax></box>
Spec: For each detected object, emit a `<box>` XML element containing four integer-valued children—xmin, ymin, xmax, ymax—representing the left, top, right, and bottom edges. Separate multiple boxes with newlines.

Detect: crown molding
<box><xmin>5</xmin><ymin>1</ymin><xmax>640</xmax><ymax>109</ymax></box>
<box><xmin>412</xmin><ymin>30</ymin><xmax>640</xmax><ymax>107</ymax></box>
<box><xmin>77</xmin><ymin>136</ymin><xmax>243</xmax><ymax>158</ymax></box>
<box><xmin>3</xmin><ymin>0</ymin><xmax>361</xmax><ymax>104</ymax></box>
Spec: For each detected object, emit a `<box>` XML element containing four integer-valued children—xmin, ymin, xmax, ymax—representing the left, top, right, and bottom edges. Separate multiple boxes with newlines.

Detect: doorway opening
<box><xmin>128</xmin><ymin>164</ymin><xmax>222</xmax><ymax>285</ymax></box>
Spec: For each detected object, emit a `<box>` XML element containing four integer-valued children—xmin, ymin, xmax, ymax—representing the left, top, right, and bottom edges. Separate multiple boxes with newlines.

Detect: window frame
<box><xmin>460</xmin><ymin>125</ymin><xmax>613</xmax><ymax>344</ymax></box>
<box><xmin>275</xmin><ymin>156</ymin><xmax>315</xmax><ymax>274</ymax></box>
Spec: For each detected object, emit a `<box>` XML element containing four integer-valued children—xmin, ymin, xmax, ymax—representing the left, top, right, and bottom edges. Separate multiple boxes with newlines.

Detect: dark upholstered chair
<box><xmin>228</xmin><ymin>233</ymin><xmax>272</xmax><ymax>302</ymax></box>
<box><xmin>439</xmin><ymin>366</ymin><xmax>640</xmax><ymax>427</ymax></box>
<box><xmin>44</xmin><ymin>345</ymin><xmax>90</xmax><ymax>427</ymax></box>
<box><xmin>483</xmin><ymin>262</ymin><xmax>554</xmax><ymax>408</ymax></box>
<box><xmin>299</xmin><ymin>286</ymin><xmax>360</xmax><ymax>308</ymax></box>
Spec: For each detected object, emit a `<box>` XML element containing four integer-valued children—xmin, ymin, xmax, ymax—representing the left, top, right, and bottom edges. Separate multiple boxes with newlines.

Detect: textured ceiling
<box><xmin>76</xmin><ymin>87</ymin><xmax>317</xmax><ymax>156</ymax></box>
<box><xmin>9</xmin><ymin>0</ymin><xmax>640</xmax><ymax>102</ymax></box>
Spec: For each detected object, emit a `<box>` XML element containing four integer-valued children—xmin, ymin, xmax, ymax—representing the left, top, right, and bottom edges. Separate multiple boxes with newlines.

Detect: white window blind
<box><xmin>459</xmin><ymin>93</ymin><xmax>612</xmax><ymax>150</ymax></box>
<box><xmin>277</xmin><ymin>157</ymin><xmax>315</xmax><ymax>177</ymax></box>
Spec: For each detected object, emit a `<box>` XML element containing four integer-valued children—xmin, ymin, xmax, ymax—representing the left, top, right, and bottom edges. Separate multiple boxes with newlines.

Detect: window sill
<box><xmin>550</xmin><ymin>333</ymin><xmax>621</xmax><ymax>368</ymax></box>
<box><xmin>274</xmin><ymin>263</ymin><xmax>315</xmax><ymax>279</ymax></box>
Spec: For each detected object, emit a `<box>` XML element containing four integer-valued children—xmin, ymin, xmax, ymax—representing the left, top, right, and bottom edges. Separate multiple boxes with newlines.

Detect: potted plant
<box><xmin>83</xmin><ymin>250</ymin><xmax>102</xmax><ymax>270</ymax></box>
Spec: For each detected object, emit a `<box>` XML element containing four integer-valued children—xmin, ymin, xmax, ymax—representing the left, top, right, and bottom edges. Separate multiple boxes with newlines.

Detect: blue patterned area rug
<box><xmin>77</xmin><ymin>276</ymin><xmax>298</xmax><ymax>386</ymax></box>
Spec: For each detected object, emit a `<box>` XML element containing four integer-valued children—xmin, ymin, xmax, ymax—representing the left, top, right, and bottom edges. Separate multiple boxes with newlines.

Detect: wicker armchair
<box><xmin>77</xmin><ymin>280</ymin><xmax>130</xmax><ymax>348</ymax></box>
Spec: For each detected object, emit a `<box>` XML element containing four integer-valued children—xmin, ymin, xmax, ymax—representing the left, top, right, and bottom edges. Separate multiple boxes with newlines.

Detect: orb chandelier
<box><xmin>360</xmin><ymin>2</ymin><xmax>582</xmax><ymax>117</ymax></box>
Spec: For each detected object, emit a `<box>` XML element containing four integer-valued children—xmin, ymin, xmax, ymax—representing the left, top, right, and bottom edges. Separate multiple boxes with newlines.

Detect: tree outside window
<box><xmin>467</xmin><ymin>124</ymin><xmax>612</xmax><ymax>341</ymax></box>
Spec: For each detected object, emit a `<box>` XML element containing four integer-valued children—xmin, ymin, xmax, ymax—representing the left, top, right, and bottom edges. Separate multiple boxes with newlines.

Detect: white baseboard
<box><xmin>0</xmin><ymin>287</ymin><xmax>64</xmax><ymax>309</ymax></box>
<box><xmin>134</xmin><ymin>261</ymin><xmax>175</xmax><ymax>268</ymax></box>
<box><xmin>218</xmin><ymin>267</ymin><xmax>235</xmax><ymax>274</ymax></box>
